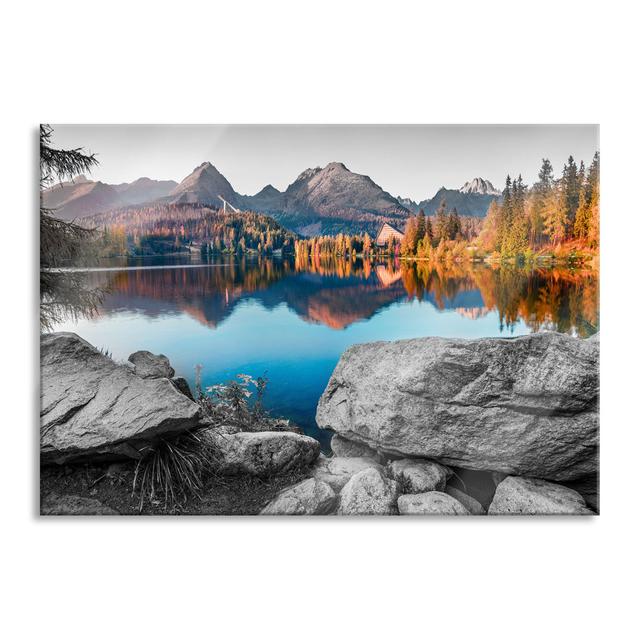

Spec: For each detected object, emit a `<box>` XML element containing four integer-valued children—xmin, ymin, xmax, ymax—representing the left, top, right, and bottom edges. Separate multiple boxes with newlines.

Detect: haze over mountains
<box><xmin>42</xmin><ymin>175</ymin><xmax>177</xmax><ymax>220</ymax></box>
<box><xmin>42</xmin><ymin>161</ymin><xmax>501</xmax><ymax>234</ymax></box>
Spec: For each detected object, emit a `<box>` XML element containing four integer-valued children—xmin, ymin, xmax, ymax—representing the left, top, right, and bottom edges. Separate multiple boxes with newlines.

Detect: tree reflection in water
<box><xmin>71</xmin><ymin>255</ymin><xmax>598</xmax><ymax>337</ymax></box>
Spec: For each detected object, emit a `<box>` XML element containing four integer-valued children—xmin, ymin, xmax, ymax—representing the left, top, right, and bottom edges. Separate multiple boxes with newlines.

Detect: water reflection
<box><xmin>85</xmin><ymin>256</ymin><xmax>598</xmax><ymax>337</ymax></box>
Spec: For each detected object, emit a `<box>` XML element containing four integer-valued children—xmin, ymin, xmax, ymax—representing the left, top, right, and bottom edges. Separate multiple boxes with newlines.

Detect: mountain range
<box><xmin>42</xmin><ymin>162</ymin><xmax>501</xmax><ymax>235</ymax></box>
<box><xmin>42</xmin><ymin>175</ymin><xmax>177</xmax><ymax>220</ymax></box>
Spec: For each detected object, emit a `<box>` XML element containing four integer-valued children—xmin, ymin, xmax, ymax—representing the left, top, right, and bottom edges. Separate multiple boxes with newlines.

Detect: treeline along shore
<box><xmin>78</xmin><ymin>153</ymin><xmax>598</xmax><ymax>268</ymax></box>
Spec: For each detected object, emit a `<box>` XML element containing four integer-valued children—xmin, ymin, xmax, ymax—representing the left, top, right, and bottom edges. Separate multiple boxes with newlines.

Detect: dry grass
<box><xmin>132</xmin><ymin>429</ymin><xmax>218</xmax><ymax>512</ymax></box>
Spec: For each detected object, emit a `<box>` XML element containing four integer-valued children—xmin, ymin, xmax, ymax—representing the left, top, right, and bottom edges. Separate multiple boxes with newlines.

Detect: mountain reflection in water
<box><xmin>89</xmin><ymin>256</ymin><xmax>598</xmax><ymax>336</ymax></box>
<box><xmin>55</xmin><ymin>255</ymin><xmax>598</xmax><ymax>448</ymax></box>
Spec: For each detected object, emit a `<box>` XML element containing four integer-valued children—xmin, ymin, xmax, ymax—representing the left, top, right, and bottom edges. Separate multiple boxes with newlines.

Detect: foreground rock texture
<box><xmin>209</xmin><ymin>431</ymin><xmax>320</xmax><ymax>477</ymax></box>
<box><xmin>387</xmin><ymin>459</ymin><xmax>451</xmax><ymax>493</ymax></box>
<box><xmin>488</xmin><ymin>477</ymin><xmax>593</xmax><ymax>515</ymax></box>
<box><xmin>398</xmin><ymin>491</ymin><xmax>471</xmax><ymax>515</ymax></box>
<box><xmin>330</xmin><ymin>434</ymin><xmax>381</xmax><ymax>460</ymax></box>
<box><xmin>312</xmin><ymin>456</ymin><xmax>382</xmax><ymax>491</ymax></box>
<box><xmin>41</xmin><ymin>333</ymin><xmax>201</xmax><ymax>464</ymax></box>
<box><xmin>260</xmin><ymin>478</ymin><xmax>336</xmax><ymax>515</ymax></box>
<box><xmin>317</xmin><ymin>332</ymin><xmax>598</xmax><ymax>481</ymax></box>
<box><xmin>337</xmin><ymin>468</ymin><xmax>399</xmax><ymax>515</ymax></box>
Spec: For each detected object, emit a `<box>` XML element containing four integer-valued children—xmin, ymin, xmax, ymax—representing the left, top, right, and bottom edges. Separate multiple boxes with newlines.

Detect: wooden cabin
<box><xmin>375</xmin><ymin>222</ymin><xmax>404</xmax><ymax>247</ymax></box>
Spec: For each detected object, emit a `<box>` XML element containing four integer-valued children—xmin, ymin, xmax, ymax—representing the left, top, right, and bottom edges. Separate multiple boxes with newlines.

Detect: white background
<box><xmin>1</xmin><ymin>1</ymin><xmax>638</xmax><ymax>638</ymax></box>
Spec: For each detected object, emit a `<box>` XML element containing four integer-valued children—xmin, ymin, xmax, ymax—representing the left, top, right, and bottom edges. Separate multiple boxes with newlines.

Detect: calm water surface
<box><xmin>53</xmin><ymin>255</ymin><xmax>599</xmax><ymax>448</ymax></box>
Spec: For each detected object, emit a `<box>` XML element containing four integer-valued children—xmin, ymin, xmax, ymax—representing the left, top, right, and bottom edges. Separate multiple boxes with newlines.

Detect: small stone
<box><xmin>388</xmin><ymin>459</ymin><xmax>450</xmax><ymax>493</ymax></box>
<box><xmin>337</xmin><ymin>468</ymin><xmax>399</xmax><ymax>515</ymax></box>
<box><xmin>128</xmin><ymin>350</ymin><xmax>175</xmax><ymax>379</ymax></box>
<box><xmin>171</xmin><ymin>376</ymin><xmax>195</xmax><ymax>401</ymax></box>
<box><xmin>488</xmin><ymin>476</ymin><xmax>593</xmax><ymax>515</ymax></box>
<box><xmin>313</xmin><ymin>456</ymin><xmax>382</xmax><ymax>492</ymax></box>
<box><xmin>260</xmin><ymin>478</ymin><xmax>336</xmax><ymax>515</ymax></box>
<box><xmin>398</xmin><ymin>491</ymin><xmax>470</xmax><ymax>515</ymax></box>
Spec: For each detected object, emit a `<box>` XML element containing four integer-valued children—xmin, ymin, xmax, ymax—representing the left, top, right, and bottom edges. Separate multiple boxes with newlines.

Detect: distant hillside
<box><xmin>42</xmin><ymin>175</ymin><xmax>177</xmax><ymax>220</ymax></box>
<box><xmin>417</xmin><ymin>187</ymin><xmax>500</xmax><ymax>218</ymax></box>
<box><xmin>114</xmin><ymin>177</ymin><xmax>178</xmax><ymax>206</ymax></box>
<box><xmin>84</xmin><ymin>203</ymin><xmax>297</xmax><ymax>256</ymax></box>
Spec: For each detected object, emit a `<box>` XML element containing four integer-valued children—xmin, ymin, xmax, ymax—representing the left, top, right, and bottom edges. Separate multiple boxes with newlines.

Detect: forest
<box><xmin>86</xmin><ymin>204</ymin><xmax>298</xmax><ymax>257</ymax></box>
<box><xmin>403</xmin><ymin>153</ymin><xmax>600</xmax><ymax>262</ymax></box>
<box><xmin>295</xmin><ymin>153</ymin><xmax>599</xmax><ymax>265</ymax></box>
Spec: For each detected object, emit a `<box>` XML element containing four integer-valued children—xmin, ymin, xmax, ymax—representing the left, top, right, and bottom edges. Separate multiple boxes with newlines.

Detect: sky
<box><xmin>50</xmin><ymin>125</ymin><xmax>599</xmax><ymax>201</ymax></box>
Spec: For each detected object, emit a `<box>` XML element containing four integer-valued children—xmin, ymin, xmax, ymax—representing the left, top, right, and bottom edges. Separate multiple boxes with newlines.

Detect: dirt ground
<box><xmin>40</xmin><ymin>461</ymin><xmax>312</xmax><ymax>516</ymax></box>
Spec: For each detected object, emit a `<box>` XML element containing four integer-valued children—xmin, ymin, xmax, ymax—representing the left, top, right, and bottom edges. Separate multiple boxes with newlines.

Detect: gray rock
<box><xmin>331</xmin><ymin>434</ymin><xmax>381</xmax><ymax>460</ymax></box>
<box><xmin>128</xmin><ymin>350</ymin><xmax>175</xmax><ymax>379</ymax></box>
<box><xmin>488</xmin><ymin>476</ymin><xmax>593</xmax><ymax>515</ymax></box>
<box><xmin>207</xmin><ymin>431</ymin><xmax>320</xmax><ymax>477</ymax></box>
<box><xmin>388</xmin><ymin>459</ymin><xmax>450</xmax><ymax>493</ymax></box>
<box><xmin>41</xmin><ymin>333</ymin><xmax>201</xmax><ymax>464</ymax></box>
<box><xmin>398</xmin><ymin>491</ymin><xmax>470</xmax><ymax>515</ymax></box>
<box><xmin>41</xmin><ymin>493</ymin><xmax>119</xmax><ymax>515</ymax></box>
<box><xmin>337</xmin><ymin>468</ymin><xmax>399</xmax><ymax>515</ymax></box>
<box><xmin>260</xmin><ymin>478</ymin><xmax>336</xmax><ymax>515</ymax></box>
<box><xmin>317</xmin><ymin>332</ymin><xmax>598</xmax><ymax>481</ymax></box>
<box><xmin>445</xmin><ymin>486</ymin><xmax>486</xmax><ymax>515</ymax></box>
<box><xmin>313</xmin><ymin>456</ymin><xmax>382</xmax><ymax>492</ymax></box>
<box><xmin>171</xmin><ymin>376</ymin><xmax>195</xmax><ymax>401</ymax></box>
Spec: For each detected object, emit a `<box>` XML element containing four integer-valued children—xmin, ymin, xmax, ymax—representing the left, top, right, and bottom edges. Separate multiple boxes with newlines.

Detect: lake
<box><xmin>52</xmin><ymin>255</ymin><xmax>599</xmax><ymax>449</ymax></box>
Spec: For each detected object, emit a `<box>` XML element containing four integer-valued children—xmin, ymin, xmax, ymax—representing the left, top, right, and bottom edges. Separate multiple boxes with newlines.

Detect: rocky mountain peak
<box><xmin>459</xmin><ymin>177</ymin><xmax>501</xmax><ymax>196</ymax></box>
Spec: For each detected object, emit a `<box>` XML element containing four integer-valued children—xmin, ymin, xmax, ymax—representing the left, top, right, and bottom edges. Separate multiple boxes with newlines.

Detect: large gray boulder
<box><xmin>398</xmin><ymin>491</ymin><xmax>470</xmax><ymax>515</ymax></box>
<box><xmin>207</xmin><ymin>431</ymin><xmax>320</xmax><ymax>477</ymax></box>
<box><xmin>387</xmin><ymin>459</ymin><xmax>451</xmax><ymax>493</ymax></box>
<box><xmin>337</xmin><ymin>468</ymin><xmax>399</xmax><ymax>515</ymax></box>
<box><xmin>488</xmin><ymin>476</ymin><xmax>593</xmax><ymax>515</ymax></box>
<box><xmin>260</xmin><ymin>478</ymin><xmax>336</xmax><ymax>515</ymax></box>
<box><xmin>41</xmin><ymin>333</ymin><xmax>202</xmax><ymax>464</ymax></box>
<box><xmin>128</xmin><ymin>350</ymin><xmax>175</xmax><ymax>379</ymax></box>
<box><xmin>317</xmin><ymin>332</ymin><xmax>598</xmax><ymax>481</ymax></box>
<box><xmin>312</xmin><ymin>456</ymin><xmax>383</xmax><ymax>492</ymax></box>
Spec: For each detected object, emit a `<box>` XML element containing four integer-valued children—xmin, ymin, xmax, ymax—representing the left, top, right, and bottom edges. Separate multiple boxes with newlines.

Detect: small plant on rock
<box><xmin>198</xmin><ymin>373</ymin><xmax>271</xmax><ymax>431</ymax></box>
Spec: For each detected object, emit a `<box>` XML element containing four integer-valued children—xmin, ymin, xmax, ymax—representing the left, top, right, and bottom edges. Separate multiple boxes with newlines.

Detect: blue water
<box><xmin>52</xmin><ymin>256</ymin><xmax>597</xmax><ymax>448</ymax></box>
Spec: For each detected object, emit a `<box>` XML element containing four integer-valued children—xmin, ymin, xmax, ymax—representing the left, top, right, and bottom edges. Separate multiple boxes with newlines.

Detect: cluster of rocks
<box><xmin>297</xmin><ymin>331</ymin><xmax>598</xmax><ymax>516</ymax></box>
<box><xmin>40</xmin><ymin>333</ymin><xmax>323</xmax><ymax>515</ymax></box>
<box><xmin>41</xmin><ymin>330</ymin><xmax>599</xmax><ymax>516</ymax></box>
<box><xmin>259</xmin><ymin>434</ymin><xmax>594</xmax><ymax>515</ymax></box>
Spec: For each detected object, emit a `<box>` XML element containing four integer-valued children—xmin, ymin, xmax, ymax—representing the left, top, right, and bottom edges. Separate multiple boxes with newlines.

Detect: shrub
<box><xmin>132</xmin><ymin>429</ymin><xmax>219</xmax><ymax>512</ymax></box>
<box><xmin>199</xmin><ymin>373</ymin><xmax>270</xmax><ymax>431</ymax></box>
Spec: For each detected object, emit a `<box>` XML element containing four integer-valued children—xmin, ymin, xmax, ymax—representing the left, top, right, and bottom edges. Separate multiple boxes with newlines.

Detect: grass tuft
<box><xmin>132</xmin><ymin>429</ymin><xmax>218</xmax><ymax>512</ymax></box>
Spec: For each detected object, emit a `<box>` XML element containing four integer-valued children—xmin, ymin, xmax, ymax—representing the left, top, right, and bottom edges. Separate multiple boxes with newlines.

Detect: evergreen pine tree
<box><xmin>498</xmin><ymin>175</ymin><xmax>513</xmax><ymax>253</ymax></box>
<box><xmin>561</xmin><ymin>155</ymin><xmax>580</xmax><ymax>234</ymax></box>
<box><xmin>530</xmin><ymin>158</ymin><xmax>554</xmax><ymax>247</ymax></box>
<box><xmin>425</xmin><ymin>217</ymin><xmax>434</xmax><ymax>247</ymax></box>
<box><xmin>40</xmin><ymin>124</ymin><xmax>102</xmax><ymax>330</ymax></box>
<box><xmin>435</xmin><ymin>199</ymin><xmax>448</xmax><ymax>242</ymax></box>
<box><xmin>415</xmin><ymin>209</ymin><xmax>426</xmax><ymax>249</ymax></box>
